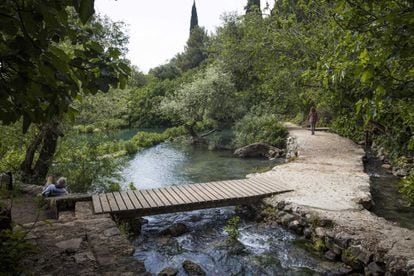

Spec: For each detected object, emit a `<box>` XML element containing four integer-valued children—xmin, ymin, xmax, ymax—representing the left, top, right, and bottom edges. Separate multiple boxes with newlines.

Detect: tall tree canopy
<box><xmin>245</xmin><ymin>0</ymin><xmax>261</xmax><ymax>14</ymax></box>
<box><xmin>0</xmin><ymin>0</ymin><xmax>130</xmax><ymax>131</ymax></box>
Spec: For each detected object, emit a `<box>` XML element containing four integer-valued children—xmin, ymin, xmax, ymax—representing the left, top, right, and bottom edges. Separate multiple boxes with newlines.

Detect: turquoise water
<box><xmin>121</xmin><ymin>142</ymin><xmax>281</xmax><ymax>189</ymax></box>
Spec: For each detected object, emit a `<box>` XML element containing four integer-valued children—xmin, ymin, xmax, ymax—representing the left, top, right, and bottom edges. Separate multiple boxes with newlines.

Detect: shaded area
<box><xmin>365</xmin><ymin>155</ymin><xmax>414</xmax><ymax>230</ymax></box>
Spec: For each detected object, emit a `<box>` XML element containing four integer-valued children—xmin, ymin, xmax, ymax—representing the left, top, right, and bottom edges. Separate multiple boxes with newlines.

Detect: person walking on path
<box><xmin>307</xmin><ymin>107</ymin><xmax>318</xmax><ymax>135</ymax></box>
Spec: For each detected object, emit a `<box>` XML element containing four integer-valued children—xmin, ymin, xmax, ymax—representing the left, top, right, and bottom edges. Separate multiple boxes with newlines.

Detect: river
<box><xmin>120</xmin><ymin>141</ymin><xmax>349</xmax><ymax>275</ymax></box>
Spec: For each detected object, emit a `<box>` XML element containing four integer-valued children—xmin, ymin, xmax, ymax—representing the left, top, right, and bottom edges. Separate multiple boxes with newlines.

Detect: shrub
<box><xmin>224</xmin><ymin>216</ymin><xmax>241</xmax><ymax>242</ymax></box>
<box><xmin>400</xmin><ymin>171</ymin><xmax>414</xmax><ymax>206</ymax></box>
<box><xmin>233</xmin><ymin>114</ymin><xmax>288</xmax><ymax>148</ymax></box>
<box><xmin>0</xmin><ymin>229</ymin><xmax>35</xmax><ymax>274</ymax></box>
<box><xmin>124</xmin><ymin>141</ymin><xmax>138</xmax><ymax>155</ymax></box>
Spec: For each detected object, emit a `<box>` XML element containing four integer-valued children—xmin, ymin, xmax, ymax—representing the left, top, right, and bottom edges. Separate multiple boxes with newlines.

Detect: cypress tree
<box><xmin>245</xmin><ymin>0</ymin><xmax>261</xmax><ymax>14</ymax></box>
<box><xmin>190</xmin><ymin>0</ymin><xmax>198</xmax><ymax>32</ymax></box>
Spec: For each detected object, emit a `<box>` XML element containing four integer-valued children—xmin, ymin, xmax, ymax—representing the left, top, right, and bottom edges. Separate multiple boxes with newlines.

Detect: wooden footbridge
<box><xmin>92</xmin><ymin>177</ymin><xmax>292</xmax><ymax>217</ymax></box>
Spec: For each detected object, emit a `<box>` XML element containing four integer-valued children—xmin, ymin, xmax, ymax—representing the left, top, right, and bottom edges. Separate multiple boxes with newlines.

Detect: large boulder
<box><xmin>234</xmin><ymin>143</ymin><xmax>282</xmax><ymax>159</ymax></box>
<box><xmin>160</xmin><ymin>223</ymin><xmax>189</xmax><ymax>237</ymax></box>
<box><xmin>182</xmin><ymin>260</ymin><xmax>205</xmax><ymax>276</ymax></box>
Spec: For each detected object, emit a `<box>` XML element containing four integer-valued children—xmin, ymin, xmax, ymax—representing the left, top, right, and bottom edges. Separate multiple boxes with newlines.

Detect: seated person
<box><xmin>42</xmin><ymin>177</ymin><xmax>69</xmax><ymax>197</ymax></box>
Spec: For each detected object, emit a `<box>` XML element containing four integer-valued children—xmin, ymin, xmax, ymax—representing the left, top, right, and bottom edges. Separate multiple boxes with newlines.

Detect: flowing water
<box><xmin>365</xmin><ymin>156</ymin><xmax>414</xmax><ymax>230</ymax></box>
<box><xmin>121</xmin><ymin>142</ymin><xmax>349</xmax><ymax>275</ymax></box>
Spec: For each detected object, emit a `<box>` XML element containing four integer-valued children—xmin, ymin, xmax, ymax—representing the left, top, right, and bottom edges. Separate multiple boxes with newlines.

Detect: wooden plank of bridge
<box><xmin>162</xmin><ymin>187</ymin><xmax>186</xmax><ymax>205</ymax></box>
<box><xmin>92</xmin><ymin>194</ymin><xmax>103</xmax><ymax>214</ymax></box>
<box><xmin>113</xmin><ymin>192</ymin><xmax>127</xmax><ymax>211</ymax></box>
<box><xmin>92</xmin><ymin>178</ymin><xmax>292</xmax><ymax>215</ymax></box>
<box><xmin>99</xmin><ymin>194</ymin><xmax>111</xmax><ymax>213</ymax></box>
<box><xmin>169</xmin><ymin>186</ymin><xmax>192</xmax><ymax>204</ymax></box>
<box><xmin>119</xmin><ymin>191</ymin><xmax>134</xmax><ymax>210</ymax></box>
<box><xmin>127</xmin><ymin>191</ymin><xmax>143</xmax><ymax>209</ymax></box>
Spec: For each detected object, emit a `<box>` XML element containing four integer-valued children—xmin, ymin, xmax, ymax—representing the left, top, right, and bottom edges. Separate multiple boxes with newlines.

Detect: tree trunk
<box><xmin>32</xmin><ymin>122</ymin><xmax>62</xmax><ymax>181</ymax></box>
<box><xmin>20</xmin><ymin>121</ymin><xmax>63</xmax><ymax>183</ymax></box>
<box><xmin>20</xmin><ymin>126</ymin><xmax>46</xmax><ymax>182</ymax></box>
<box><xmin>184</xmin><ymin>123</ymin><xmax>198</xmax><ymax>138</ymax></box>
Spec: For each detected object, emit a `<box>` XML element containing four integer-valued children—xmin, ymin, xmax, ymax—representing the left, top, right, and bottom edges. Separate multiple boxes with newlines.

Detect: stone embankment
<box><xmin>250</xmin><ymin>124</ymin><xmax>414</xmax><ymax>275</ymax></box>
<box><xmin>20</xmin><ymin>198</ymin><xmax>148</xmax><ymax>275</ymax></box>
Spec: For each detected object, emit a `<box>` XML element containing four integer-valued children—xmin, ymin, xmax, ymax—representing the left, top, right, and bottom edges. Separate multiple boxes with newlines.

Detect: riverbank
<box><xmin>13</xmin><ymin>186</ymin><xmax>147</xmax><ymax>275</ymax></box>
<box><xmin>251</xmin><ymin>123</ymin><xmax>414</xmax><ymax>274</ymax></box>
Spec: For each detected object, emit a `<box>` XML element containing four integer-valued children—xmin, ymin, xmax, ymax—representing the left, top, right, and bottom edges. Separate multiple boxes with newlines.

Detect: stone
<box><xmin>182</xmin><ymin>260</ymin><xmax>205</xmax><ymax>276</ymax></box>
<box><xmin>324</xmin><ymin>250</ymin><xmax>338</xmax><ymax>261</ymax></box>
<box><xmin>73</xmin><ymin>251</ymin><xmax>96</xmax><ymax>264</ymax></box>
<box><xmin>160</xmin><ymin>223</ymin><xmax>189</xmax><ymax>237</ymax></box>
<box><xmin>314</xmin><ymin>227</ymin><xmax>326</xmax><ymax>238</ymax></box>
<box><xmin>55</xmin><ymin>238</ymin><xmax>83</xmax><ymax>253</ymax></box>
<box><xmin>334</xmin><ymin>233</ymin><xmax>352</xmax><ymax>248</ymax></box>
<box><xmin>288</xmin><ymin>220</ymin><xmax>301</xmax><ymax>232</ymax></box>
<box><xmin>280</xmin><ymin>213</ymin><xmax>295</xmax><ymax>226</ymax></box>
<box><xmin>303</xmin><ymin>228</ymin><xmax>312</xmax><ymax>239</ymax></box>
<box><xmin>317</xmin><ymin>218</ymin><xmax>333</xmax><ymax>227</ymax></box>
<box><xmin>283</xmin><ymin>204</ymin><xmax>292</xmax><ymax>212</ymax></box>
<box><xmin>75</xmin><ymin>201</ymin><xmax>94</xmax><ymax>219</ymax></box>
<box><xmin>158</xmin><ymin>267</ymin><xmax>178</xmax><ymax>276</ymax></box>
<box><xmin>104</xmin><ymin>227</ymin><xmax>121</xmax><ymax>237</ymax></box>
<box><xmin>365</xmin><ymin>262</ymin><xmax>385</xmax><ymax>276</ymax></box>
<box><xmin>331</xmin><ymin>244</ymin><xmax>343</xmax><ymax>256</ymax></box>
<box><xmin>407</xmin><ymin>260</ymin><xmax>414</xmax><ymax>270</ymax></box>
<box><xmin>234</xmin><ymin>143</ymin><xmax>282</xmax><ymax>159</ymax></box>
<box><xmin>276</xmin><ymin>201</ymin><xmax>285</xmax><ymax>210</ymax></box>
<box><xmin>381</xmin><ymin>164</ymin><xmax>392</xmax><ymax>170</ymax></box>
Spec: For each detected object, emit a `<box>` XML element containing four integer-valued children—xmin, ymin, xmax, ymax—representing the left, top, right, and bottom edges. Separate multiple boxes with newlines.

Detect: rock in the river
<box><xmin>234</xmin><ymin>143</ymin><xmax>282</xmax><ymax>159</ymax></box>
<box><xmin>158</xmin><ymin>267</ymin><xmax>178</xmax><ymax>276</ymax></box>
<box><xmin>365</xmin><ymin>262</ymin><xmax>385</xmax><ymax>276</ymax></box>
<box><xmin>160</xmin><ymin>223</ymin><xmax>189</xmax><ymax>237</ymax></box>
<box><xmin>182</xmin><ymin>260</ymin><xmax>205</xmax><ymax>276</ymax></box>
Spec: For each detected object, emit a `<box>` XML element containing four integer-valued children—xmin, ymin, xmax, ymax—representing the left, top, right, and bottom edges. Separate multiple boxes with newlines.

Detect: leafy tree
<box><xmin>175</xmin><ymin>26</ymin><xmax>209</xmax><ymax>72</ymax></box>
<box><xmin>316</xmin><ymin>0</ymin><xmax>414</xmax><ymax>158</ymax></box>
<box><xmin>149</xmin><ymin>62</ymin><xmax>181</xmax><ymax>81</ymax></box>
<box><xmin>0</xmin><ymin>1</ymin><xmax>130</xmax><ymax>182</ymax></box>
<box><xmin>233</xmin><ymin>114</ymin><xmax>288</xmax><ymax>148</ymax></box>
<box><xmin>160</xmin><ymin>65</ymin><xmax>239</xmax><ymax>138</ymax></box>
<box><xmin>0</xmin><ymin>0</ymin><xmax>129</xmax><ymax>130</ymax></box>
<box><xmin>190</xmin><ymin>0</ymin><xmax>199</xmax><ymax>31</ymax></box>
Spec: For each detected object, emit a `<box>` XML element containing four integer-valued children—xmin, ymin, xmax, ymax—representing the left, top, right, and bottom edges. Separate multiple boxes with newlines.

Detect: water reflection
<box><xmin>122</xmin><ymin>142</ymin><xmax>281</xmax><ymax>189</ymax></box>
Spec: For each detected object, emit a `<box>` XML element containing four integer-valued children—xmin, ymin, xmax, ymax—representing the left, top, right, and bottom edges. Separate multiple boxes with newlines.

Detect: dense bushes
<box><xmin>400</xmin><ymin>172</ymin><xmax>414</xmax><ymax>206</ymax></box>
<box><xmin>233</xmin><ymin>114</ymin><xmax>288</xmax><ymax>149</ymax></box>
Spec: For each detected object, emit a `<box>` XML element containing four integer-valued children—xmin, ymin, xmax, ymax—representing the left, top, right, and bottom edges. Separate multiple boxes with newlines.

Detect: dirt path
<box><xmin>251</xmin><ymin>124</ymin><xmax>414</xmax><ymax>274</ymax></box>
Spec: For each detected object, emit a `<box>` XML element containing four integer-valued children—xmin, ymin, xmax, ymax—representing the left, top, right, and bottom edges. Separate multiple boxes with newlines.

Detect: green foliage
<box><xmin>316</xmin><ymin>0</ymin><xmax>414</xmax><ymax>157</ymax></box>
<box><xmin>175</xmin><ymin>26</ymin><xmax>209</xmax><ymax>71</ymax></box>
<box><xmin>224</xmin><ymin>216</ymin><xmax>241</xmax><ymax>242</ymax></box>
<box><xmin>330</xmin><ymin>114</ymin><xmax>365</xmax><ymax>143</ymax></box>
<box><xmin>161</xmin><ymin>64</ymin><xmax>240</xmax><ymax>135</ymax></box>
<box><xmin>51</xmin><ymin>134</ymin><xmax>126</xmax><ymax>193</ymax></box>
<box><xmin>124</xmin><ymin>141</ymin><xmax>139</xmax><ymax>155</ymax></box>
<box><xmin>0</xmin><ymin>229</ymin><xmax>36</xmax><ymax>274</ymax></box>
<box><xmin>129</xmin><ymin>78</ymin><xmax>178</xmax><ymax>127</ymax></box>
<box><xmin>233</xmin><ymin>114</ymin><xmax>288</xmax><ymax>148</ymax></box>
<box><xmin>0</xmin><ymin>1</ymin><xmax>129</xmax><ymax>130</ymax></box>
<box><xmin>400</xmin><ymin>171</ymin><xmax>414</xmax><ymax>206</ymax></box>
<box><xmin>74</xmin><ymin>88</ymin><xmax>131</xmax><ymax>130</ymax></box>
<box><xmin>128</xmin><ymin>182</ymin><xmax>137</xmax><ymax>190</ymax></box>
<box><xmin>313</xmin><ymin>238</ymin><xmax>326</xmax><ymax>252</ymax></box>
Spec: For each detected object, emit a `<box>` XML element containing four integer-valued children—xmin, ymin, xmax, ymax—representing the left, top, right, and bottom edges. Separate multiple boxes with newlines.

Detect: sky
<box><xmin>95</xmin><ymin>0</ymin><xmax>267</xmax><ymax>73</ymax></box>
